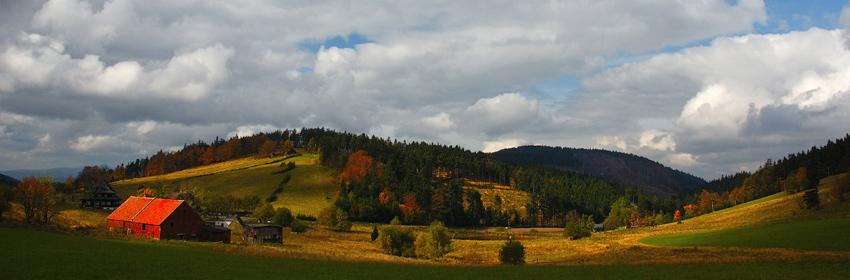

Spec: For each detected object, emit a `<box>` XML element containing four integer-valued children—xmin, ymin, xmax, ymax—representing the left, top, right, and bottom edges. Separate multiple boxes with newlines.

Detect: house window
<box><xmin>142</xmin><ymin>224</ymin><xmax>146</xmax><ymax>231</ymax></box>
<box><xmin>171</xmin><ymin>222</ymin><xmax>174</xmax><ymax>227</ymax></box>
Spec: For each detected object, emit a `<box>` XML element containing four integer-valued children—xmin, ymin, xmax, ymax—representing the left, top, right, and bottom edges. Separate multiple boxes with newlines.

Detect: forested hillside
<box><xmin>677</xmin><ymin>134</ymin><xmax>850</xmax><ymax>217</ymax></box>
<box><xmin>81</xmin><ymin>128</ymin><xmax>850</xmax><ymax>230</ymax></box>
<box><xmin>491</xmin><ymin>146</ymin><xmax>705</xmax><ymax>196</ymax></box>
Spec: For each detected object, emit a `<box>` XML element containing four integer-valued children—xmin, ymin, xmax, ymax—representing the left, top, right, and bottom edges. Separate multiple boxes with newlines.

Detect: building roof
<box><xmin>106</xmin><ymin>196</ymin><xmax>188</xmax><ymax>225</ymax></box>
<box><xmin>203</xmin><ymin>224</ymin><xmax>232</xmax><ymax>233</ymax></box>
<box><xmin>92</xmin><ymin>179</ymin><xmax>117</xmax><ymax>194</ymax></box>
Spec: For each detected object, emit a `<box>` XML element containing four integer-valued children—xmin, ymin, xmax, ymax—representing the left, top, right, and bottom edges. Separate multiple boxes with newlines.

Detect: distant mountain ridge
<box><xmin>0</xmin><ymin>167</ymin><xmax>82</xmax><ymax>182</ymax></box>
<box><xmin>491</xmin><ymin>146</ymin><xmax>706</xmax><ymax>196</ymax></box>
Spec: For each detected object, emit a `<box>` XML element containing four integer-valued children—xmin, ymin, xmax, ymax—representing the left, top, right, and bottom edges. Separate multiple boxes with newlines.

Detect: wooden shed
<box><xmin>235</xmin><ymin>216</ymin><xmax>283</xmax><ymax>243</ymax></box>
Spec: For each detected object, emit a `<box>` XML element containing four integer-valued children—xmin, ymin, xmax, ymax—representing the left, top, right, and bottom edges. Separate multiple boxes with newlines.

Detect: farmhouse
<box><xmin>107</xmin><ymin>196</ymin><xmax>230</xmax><ymax>243</ymax></box>
<box><xmin>80</xmin><ymin>180</ymin><xmax>122</xmax><ymax>210</ymax></box>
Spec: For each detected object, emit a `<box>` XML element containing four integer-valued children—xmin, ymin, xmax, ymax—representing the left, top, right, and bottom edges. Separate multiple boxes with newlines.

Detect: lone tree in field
<box><xmin>415</xmin><ymin>221</ymin><xmax>452</xmax><ymax>259</ymax></box>
<box><xmin>499</xmin><ymin>237</ymin><xmax>525</xmax><ymax>265</ymax></box>
<box><xmin>273</xmin><ymin>206</ymin><xmax>294</xmax><ymax>227</ymax></box>
<box><xmin>318</xmin><ymin>206</ymin><xmax>352</xmax><ymax>231</ymax></box>
<box><xmin>371</xmin><ymin>226</ymin><xmax>379</xmax><ymax>241</ymax></box>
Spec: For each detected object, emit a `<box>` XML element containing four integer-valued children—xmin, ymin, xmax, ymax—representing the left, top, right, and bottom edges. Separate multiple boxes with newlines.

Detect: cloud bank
<box><xmin>2</xmin><ymin>0</ymin><xmax>848</xmax><ymax>180</ymax></box>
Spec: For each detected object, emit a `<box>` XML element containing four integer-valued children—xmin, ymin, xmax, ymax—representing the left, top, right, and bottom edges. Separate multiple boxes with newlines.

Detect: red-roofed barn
<box><xmin>107</xmin><ymin>196</ymin><xmax>229</xmax><ymax>243</ymax></box>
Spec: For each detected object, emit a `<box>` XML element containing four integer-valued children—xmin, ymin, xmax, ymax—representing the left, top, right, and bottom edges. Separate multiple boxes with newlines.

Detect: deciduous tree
<box><xmin>13</xmin><ymin>176</ymin><xmax>59</xmax><ymax>223</ymax></box>
<box><xmin>415</xmin><ymin>221</ymin><xmax>452</xmax><ymax>259</ymax></box>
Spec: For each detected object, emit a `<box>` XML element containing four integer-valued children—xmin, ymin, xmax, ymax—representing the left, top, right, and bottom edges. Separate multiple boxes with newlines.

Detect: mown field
<box><xmin>111</xmin><ymin>154</ymin><xmax>336</xmax><ymax>217</ymax></box>
<box><xmin>3</xmin><ymin>227</ymin><xmax>850</xmax><ymax>280</ymax></box>
<box><xmin>639</xmin><ymin>217</ymin><xmax>850</xmax><ymax>251</ymax></box>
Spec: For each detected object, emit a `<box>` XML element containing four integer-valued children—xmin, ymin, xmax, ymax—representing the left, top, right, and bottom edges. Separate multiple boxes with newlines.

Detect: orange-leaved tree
<box><xmin>13</xmin><ymin>176</ymin><xmax>58</xmax><ymax>223</ymax></box>
<box><xmin>340</xmin><ymin>150</ymin><xmax>383</xmax><ymax>186</ymax></box>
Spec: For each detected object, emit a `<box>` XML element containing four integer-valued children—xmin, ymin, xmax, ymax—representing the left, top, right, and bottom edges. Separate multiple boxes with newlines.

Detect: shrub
<box><xmin>414</xmin><ymin>221</ymin><xmax>452</xmax><ymax>259</ymax></box>
<box><xmin>390</xmin><ymin>216</ymin><xmax>402</xmax><ymax>225</ymax></box>
<box><xmin>499</xmin><ymin>238</ymin><xmax>525</xmax><ymax>265</ymax></box>
<box><xmin>273</xmin><ymin>206</ymin><xmax>294</xmax><ymax>227</ymax></box>
<box><xmin>296</xmin><ymin>213</ymin><xmax>317</xmax><ymax>221</ymax></box>
<box><xmin>804</xmin><ymin>187</ymin><xmax>820</xmax><ymax>209</ymax></box>
<box><xmin>253</xmin><ymin>204</ymin><xmax>275</xmax><ymax>223</ymax></box>
<box><xmin>564</xmin><ymin>220</ymin><xmax>591</xmax><ymax>240</ymax></box>
<box><xmin>375</xmin><ymin>226</ymin><xmax>415</xmax><ymax>257</ymax></box>
<box><xmin>318</xmin><ymin>206</ymin><xmax>352</xmax><ymax>231</ymax></box>
<box><xmin>832</xmin><ymin>172</ymin><xmax>850</xmax><ymax>202</ymax></box>
<box><xmin>290</xmin><ymin>219</ymin><xmax>308</xmax><ymax>233</ymax></box>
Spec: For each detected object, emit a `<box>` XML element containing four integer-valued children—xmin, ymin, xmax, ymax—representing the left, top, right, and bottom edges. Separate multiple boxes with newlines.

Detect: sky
<box><xmin>2</xmin><ymin>0</ymin><xmax>850</xmax><ymax>180</ymax></box>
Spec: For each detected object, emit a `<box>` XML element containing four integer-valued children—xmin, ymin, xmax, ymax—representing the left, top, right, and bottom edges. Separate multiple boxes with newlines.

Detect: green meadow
<box><xmin>2</xmin><ymin>227</ymin><xmax>849</xmax><ymax>280</ymax></box>
<box><xmin>639</xmin><ymin>217</ymin><xmax>850</xmax><ymax>252</ymax></box>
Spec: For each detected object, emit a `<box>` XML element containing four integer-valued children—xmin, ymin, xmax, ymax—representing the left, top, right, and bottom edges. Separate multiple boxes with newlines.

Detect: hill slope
<box><xmin>0</xmin><ymin>173</ymin><xmax>19</xmax><ymax>186</ymax></box>
<box><xmin>491</xmin><ymin>146</ymin><xmax>705</xmax><ymax>196</ymax></box>
<box><xmin>111</xmin><ymin>154</ymin><xmax>336</xmax><ymax>216</ymax></box>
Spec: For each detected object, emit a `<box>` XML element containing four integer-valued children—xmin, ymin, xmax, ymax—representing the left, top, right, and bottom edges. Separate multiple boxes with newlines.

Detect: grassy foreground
<box><xmin>2</xmin><ymin>227</ymin><xmax>849</xmax><ymax>280</ymax></box>
<box><xmin>639</xmin><ymin>217</ymin><xmax>850</xmax><ymax>252</ymax></box>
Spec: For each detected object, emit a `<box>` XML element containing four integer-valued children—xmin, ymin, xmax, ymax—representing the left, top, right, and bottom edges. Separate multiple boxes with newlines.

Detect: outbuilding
<box><xmin>107</xmin><ymin>196</ymin><xmax>229</xmax><ymax>243</ymax></box>
<box><xmin>80</xmin><ymin>180</ymin><xmax>122</xmax><ymax>210</ymax></box>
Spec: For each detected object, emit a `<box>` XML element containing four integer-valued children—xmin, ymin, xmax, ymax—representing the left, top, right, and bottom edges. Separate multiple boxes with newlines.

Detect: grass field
<box><xmin>3</xmin><ymin>227</ymin><xmax>850</xmax><ymax>280</ymax></box>
<box><xmin>639</xmin><ymin>217</ymin><xmax>850</xmax><ymax>251</ymax></box>
<box><xmin>111</xmin><ymin>154</ymin><xmax>337</xmax><ymax>216</ymax></box>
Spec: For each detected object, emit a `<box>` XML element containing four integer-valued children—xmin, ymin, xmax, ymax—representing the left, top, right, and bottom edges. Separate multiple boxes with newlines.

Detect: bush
<box><xmin>296</xmin><ymin>213</ymin><xmax>317</xmax><ymax>221</ymax></box>
<box><xmin>832</xmin><ymin>172</ymin><xmax>850</xmax><ymax>202</ymax></box>
<box><xmin>804</xmin><ymin>187</ymin><xmax>820</xmax><ymax>209</ymax></box>
<box><xmin>318</xmin><ymin>206</ymin><xmax>352</xmax><ymax>231</ymax></box>
<box><xmin>499</xmin><ymin>238</ymin><xmax>525</xmax><ymax>265</ymax></box>
<box><xmin>375</xmin><ymin>226</ymin><xmax>415</xmax><ymax>257</ymax></box>
<box><xmin>290</xmin><ymin>219</ymin><xmax>308</xmax><ymax>233</ymax></box>
<box><xmin>564</xmin><ymin>220</ymin><xmax>591</xmax><ymax>240</ymax></box>
<box><xmin>273</xmin><ymin>206</ymin><xmax>294</xmax><ymax>227</ymax></box>
<box><xmin>253</xmin><ymin>204</ymin><xmax>275</xmax><ymax>223</ymax></box>
<box><xmin>415</xmin><ymin>221</ymin><xmax>452</xmax><ymax>259</ymax></box>
<box><xmin>390</xmin><ymin>216</ymin><xmax>402</xmax><ymax>225</ymax></box>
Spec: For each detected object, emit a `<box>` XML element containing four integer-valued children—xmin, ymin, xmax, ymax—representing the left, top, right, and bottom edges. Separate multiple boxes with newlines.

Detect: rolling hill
<box><xmin>110</xmin><ymin>154</ymin><xmax>337</xmax><ymax>217</ymax></box>
<box><xmin>491</xmin><ymin>146</ymin><xmax>706</xmax><ymax>196</ymax></box>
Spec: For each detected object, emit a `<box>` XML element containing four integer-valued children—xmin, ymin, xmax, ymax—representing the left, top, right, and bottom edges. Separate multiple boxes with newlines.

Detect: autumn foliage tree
<box><xmin>13</xmin><ymin>176</ymin><xmax>60</xmax><ymax>223</ymax></box>
<box><xmin>340</xmin><ymin>150</ymin><xmax>381</xmax><ymax>185</ymax></box>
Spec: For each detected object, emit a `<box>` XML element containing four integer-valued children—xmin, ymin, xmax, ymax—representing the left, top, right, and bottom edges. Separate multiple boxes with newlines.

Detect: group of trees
<box><xmin>374</xmin><ymin>221</ymin><xmax>452</xmax><ymax>259</ymax></box>
<box><xmin>87</xmin><ymin>129</ymin><xmax>304</xmax><ymax>183</ymax></box>
<box><xmin>300</xmin><ymin>128</ymin><xmax>632</xmax><ymax>228</ymax></box>
<box><xmin>253</xmin><ymin>204</ymin><xmax>307</xmax><ymax>233</ymax></box>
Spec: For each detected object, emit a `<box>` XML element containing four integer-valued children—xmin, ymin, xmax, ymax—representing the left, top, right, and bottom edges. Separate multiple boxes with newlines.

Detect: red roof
<box><xmin>106</xmin><ymin>196</ymin><xmax>187</xmax><ymax>226</ymax></box>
